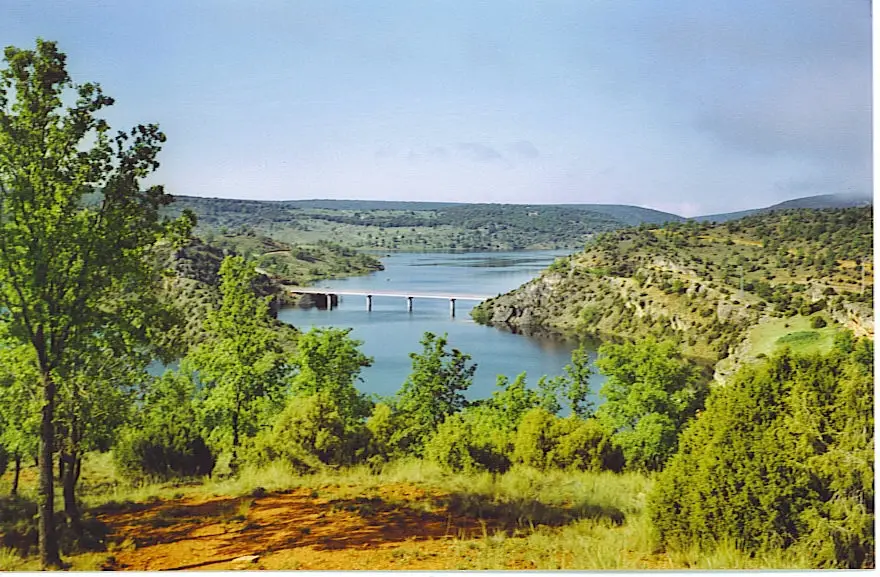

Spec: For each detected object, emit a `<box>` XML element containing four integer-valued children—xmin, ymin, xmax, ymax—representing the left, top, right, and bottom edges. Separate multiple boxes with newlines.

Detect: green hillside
<box><xmin>162</xmin><ymin>196</ymin><xmax>685</xmax><ymax>251</ymax></box>
<box><xmin>154</xmin><ymin>233</ymin><xmax>382</xmax><ymax>351</ymax></box>
<box><xmin>473</xmin><ymin>207</ymin><xmax>873</xmax><ymax>375</ymax></box>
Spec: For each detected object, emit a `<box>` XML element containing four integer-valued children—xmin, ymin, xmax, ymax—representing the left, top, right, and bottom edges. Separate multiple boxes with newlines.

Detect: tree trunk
<box><xmin>230</xmin><ymin>410</ymin><xmax>240</xmax><ymax>475</ymax></box>
<box><xmin>11</xmin><ymin>453</ymin><xmax>21</xmax><ymax>496</ymax></box>
<box><xmin>61</xmin><ymin>451</ymin><xmax>81</xmax><ymax>536</ymax></box>
<box><xmin>38</xmin><ymin>371</ymin><xmax>63</xmax><ymax>569</ymax></box>
<box><xmin>73</xmin><ymin>456</ymin><xmax>82</xmax><ymax>482</ymax></box>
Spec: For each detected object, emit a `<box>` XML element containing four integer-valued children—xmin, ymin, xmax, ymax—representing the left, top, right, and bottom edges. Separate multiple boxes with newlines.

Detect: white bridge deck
<box><xmin>287</xmin><ymin>287</ymin><xmax>493</xmax><ymax>301</ymax></box>
<box><xmin>287</xmin><ymin>287</ymin><xmax>494</xmax><ymax>315</ymax></box>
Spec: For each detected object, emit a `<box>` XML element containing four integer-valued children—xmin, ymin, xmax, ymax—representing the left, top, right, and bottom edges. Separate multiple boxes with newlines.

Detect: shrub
<box><xmin>364</xmin><ymin>402</ymin><xmax>398</xmax><ymax>463</ymax></box>
<box><xmin>649</xmin><ymin>340</ymin><xmax>874</xmax><ymax>568</ymax></box>
<box><xmin>114</xmin><ymin>372</ymin><xmax>215</xmax><ymax>481</ymax></box>
<box><xmin>512</xmin><ymin>408</ymin><xmax>622</xmax><ymax>472</ymax></box>
<box><xmin>810</xmin><ymin>315</ymin><xmax>827</xmax><ymax>329</ymax></box>
<box><xmin>248</xmin><ymin>392</ymin><xmax>370</xmax><ymax>473</ymax></box>
<box><xmin>424</xmin><ymin>412</ymin><xmax>510</xmax><ymax>474</ymax></box>
<box><xmin>114</xmin><ymin>424</ymin><xmax>215</xmax><ymax>482</ymax></box>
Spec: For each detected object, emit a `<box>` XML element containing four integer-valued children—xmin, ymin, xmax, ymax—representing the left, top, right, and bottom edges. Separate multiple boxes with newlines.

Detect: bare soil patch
<box><xmin>98</xmin><ymin>483</ymin><xmax>525</xmax><ymax>571</ymax></box>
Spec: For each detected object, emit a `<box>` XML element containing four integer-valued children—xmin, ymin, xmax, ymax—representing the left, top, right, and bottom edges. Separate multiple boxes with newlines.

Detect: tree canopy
<box><xmin>0</xmin><ymin>39</ymin><xmax>191</xmax><ymax>567</ymax></box>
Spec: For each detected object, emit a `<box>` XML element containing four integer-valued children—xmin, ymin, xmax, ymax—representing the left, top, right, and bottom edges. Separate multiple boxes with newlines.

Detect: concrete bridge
<box><xmin>288</xmin><ymin>287</ymin><xmax>494</xmax><ymax>316</ymax></box>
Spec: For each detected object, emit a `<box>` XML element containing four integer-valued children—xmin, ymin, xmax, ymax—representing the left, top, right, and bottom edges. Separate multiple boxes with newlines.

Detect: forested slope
<box><xmin>154</xmin><ymin>233</ymin><xmax>382</xmax><ymax>351</ymax></box>
<box><xmin>473</xmin><ymin>207</ymin><xmax>873</xmax><ymax>375</ymax></box>
<box><xmin>162</xmin><ymin>196</ymin><xmax>685</xmax><ymax>251</ymax></box>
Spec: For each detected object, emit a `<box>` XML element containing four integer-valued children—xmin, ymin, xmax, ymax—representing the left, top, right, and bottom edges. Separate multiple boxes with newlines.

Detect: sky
<box><xmin>4</xmin><ymin>0</ymin><xmax>873</xmax><ymax>216</ymax></box>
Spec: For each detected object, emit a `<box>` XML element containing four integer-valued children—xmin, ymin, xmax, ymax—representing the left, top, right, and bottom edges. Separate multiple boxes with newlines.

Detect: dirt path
<box><xmin>99</xmin><ymin>484</ymin><xmax>515</xmax><ymax>571</ymax></box>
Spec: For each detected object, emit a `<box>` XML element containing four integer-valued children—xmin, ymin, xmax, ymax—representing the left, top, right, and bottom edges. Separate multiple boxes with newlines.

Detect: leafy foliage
<box><xmin>390</xmin><ymin>332</ymin><xmax>476</xmax><ymax>456</ymax></box>
<box><xmin>114</xmin><ymin>371</ymin><xmax>214</xmax><ymax>481</ymax></box>
<box><xmin>0</xmin><ymin>39</ymin><xmax>192</xmax><ymax>567</ymax></box>
<box><xmin>188</xmin><ymin>256</ymin><xmax>290</xmax><ymax>470</ymax></box>
<box><xmin>290</xmin><ymin>328</ymin><xmax>373</xmax><ymax>426</ymax></box>
<box><xmin>649</xmin><ymin>338</ymin><xmax>874</xmax><ymax>568</ymax></box>
<box><xmin>512</xmin><ymin>408</ymin><xmax>622</xmax><ymax>472</ymax></box>
<box><xmin>424</xmin><ymin>373</ymin><xmax>535</xmax><ymax>474</ymax></box>
<box><xmin>248</xmin><ymin>392</ymin><xmax>370</xmax><ymax>473</ymax></box>
<box><xmin>595</xmin><ymin>339</ymin><xmax>706</xmax><ymax>471</ymax></box>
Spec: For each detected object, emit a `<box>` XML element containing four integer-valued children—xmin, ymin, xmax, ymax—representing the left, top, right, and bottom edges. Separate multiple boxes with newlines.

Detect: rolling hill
<box><xmin>472</xmin><ymin>206</ymin><xmax>873</xmax><ymax>380</ymax></box>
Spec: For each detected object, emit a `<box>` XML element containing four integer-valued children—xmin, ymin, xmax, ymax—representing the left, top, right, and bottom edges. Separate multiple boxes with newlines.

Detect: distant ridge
<box><xmin>693</xmin><ymin>193</ymin><xmax>873</xmax><ymax>223</ymax></box>
<box><xmin>171</xmin><ymin>195</ymin><xmax>686</xmax><ymax>224</ymax></box>
<box><xmin>170</xmin><ymin>196</ymin><xmax>463</xmax><ymax>211</ymax></box>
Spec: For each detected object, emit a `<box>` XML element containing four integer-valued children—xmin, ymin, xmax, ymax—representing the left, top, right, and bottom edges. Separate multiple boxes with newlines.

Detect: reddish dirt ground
<box><xmin>98</xmin><ymin>483</ymin><xmax>520</xmax><ymax>571</ymax></box>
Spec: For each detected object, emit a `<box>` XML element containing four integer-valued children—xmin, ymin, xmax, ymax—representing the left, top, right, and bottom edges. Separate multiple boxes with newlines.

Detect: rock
<box><xmin>232</xmin><ymin>555</ymin><xmax>260</xmax><ymax>564</ymax></box>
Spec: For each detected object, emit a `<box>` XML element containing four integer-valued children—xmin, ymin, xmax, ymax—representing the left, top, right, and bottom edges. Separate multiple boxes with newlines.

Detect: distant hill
<box><xmin>165</xmin><ymin>196</ymin><xmax>689</xmax><ymax>251</ymax></box>
<box><xmin>164</xmin><ymin>193</ymin><xmax>870</xmax><ymax>251</ymax></box>
<box><xmin>557</xmin><ymin>204</ymin><xmax>685</xmax><ymax>226</ymax></box>
<box><xmin>694</xmin><ymin>193</ymin><xmax>873</xmax><ymax>223</ymax></box>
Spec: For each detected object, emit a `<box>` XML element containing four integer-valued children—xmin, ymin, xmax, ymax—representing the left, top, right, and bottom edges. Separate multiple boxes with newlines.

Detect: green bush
<box><xmin>114</xmin><ymin>425</ymin><xmax>215</xmax><ymax>481</ymax></box>
<box><xmin>364</xmin><ymin>402</ymin><xmax>398</xmax><ymax>464</ymax></box>
<box><xmin>649</xmin><ymin>339</ymin><xmax>874</xmax><ymax>568</ymax></box>
<box><xmin>810</xmin><ymin>315</ymin><xmax>827</xmax><ymax>329</ymax></box>
<box><xmin>114</xmin><ymin>372</ymin><xmax>215</xmax><ymax>481</ymax></box>
<box><xmin>249</xmin><ymin>392</ymin><xmax>370</xmax><ymax>473</ymax></box>
<box><xmin>512</xmin><ymin>408</ymin><xmax>622</xmax><ymax>472</ymax></box>
<box><xmin>424</xmin><ymin>411</ymin><xmax>511</xmax><ymax>474</ymax></box>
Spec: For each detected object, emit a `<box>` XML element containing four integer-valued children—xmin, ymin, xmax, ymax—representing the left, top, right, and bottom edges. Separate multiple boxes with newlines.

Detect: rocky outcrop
<box><xmin>830</xmin><ymin>301</ymin><xmax>874</xmax><ymax>338</ymax></box>
<box><xmin>484</xmin><ymin>274</ymin><xmax>566</xmax><ymax>331</ymax></box>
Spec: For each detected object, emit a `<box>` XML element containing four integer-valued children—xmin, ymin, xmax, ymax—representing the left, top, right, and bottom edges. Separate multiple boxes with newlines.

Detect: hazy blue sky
<box><xmin>5</xmin><ymin>0</ymin><xmax>872</xmax><ymax>216</ymax></box>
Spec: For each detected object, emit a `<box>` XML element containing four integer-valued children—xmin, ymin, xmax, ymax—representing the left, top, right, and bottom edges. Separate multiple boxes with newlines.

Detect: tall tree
<box><xmin>290</xmin><ymin>327</ymin><xmax>373</xmax><ymax>426</ymax></box>
<box><xmin>55</xmin><ymin>337</ymin><xmax>145</xmax><ymax>533</ymax></box>
<box><xmin>392</xmin><ymin>332</ymin><xmax>476</xmax><ymax>456</ymax></box>
<box><xmin>189</xmin><ymin>255</ymin><xmax>290</xmax><ymax>473</ymax></box>
<box><xmin>0</xmin><ymin>40</ymin><xmax>191</xmax><ymax>567</ymax></box>
<box><xmin>595</xmin><ymin>338</ymin><xmax>705</xmax><ymax>471</ymax></box>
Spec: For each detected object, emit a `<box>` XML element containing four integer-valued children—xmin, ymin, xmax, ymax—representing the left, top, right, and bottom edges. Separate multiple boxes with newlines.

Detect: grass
<box><xmin>0</xmin><ymin>454</ymin><xmax>832</xmax><ymax>570</ymax></box>
<box><xmin>776</xmin><ymin>330</ymin><xmax>821</xmax><ymax>345</ymax></box>
<box><xmin>745</xmin><ymin>314</ymin><xmax>840</xmax><ymax>359</ymax></box>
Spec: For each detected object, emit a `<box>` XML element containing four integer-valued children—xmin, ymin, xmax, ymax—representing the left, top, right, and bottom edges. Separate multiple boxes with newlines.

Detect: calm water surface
<box><xmin>278</xmin><ymin>251</ymin><xmax>604</xmax><ymax>402</ymax></box>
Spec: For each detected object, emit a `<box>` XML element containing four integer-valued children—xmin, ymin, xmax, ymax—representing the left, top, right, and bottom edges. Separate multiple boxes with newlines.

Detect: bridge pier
<box><xmin>406</xmin><ymin>296</ymin><xmax>413</xmax><ymax>312</ymax></box>
<box><xmin>450</xmin><ymin>298</ymin><xmax>456</xmax><ymax>317</ymax></box>
<box><xmin>366</xmin><ymin>295</ymin><xmax>372</xmax><ymax>311</ymax></box>
<box><xmin>326</xmin><ymin>293</ymin><xmax>333</xmax><ymax>310</ymax></box>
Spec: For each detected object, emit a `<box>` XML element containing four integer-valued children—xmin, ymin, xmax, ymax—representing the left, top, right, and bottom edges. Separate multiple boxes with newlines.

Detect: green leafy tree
<box><xmin>0</xmin><ymin>40</ymin><xmax>191</xmax><ymax>567</ymax></box>
<box><xmin>595</xmin><ymin>338</ymin><xmax>705</xmax><ymax>471</ymax></box>
<box><xmin>563</xmin><ymin>343</ymin><xmax>594</xmax><ymax>418</ymax></box>
<box><xmin>290</xmin><ymin>327</ymin><xmax>373</xmax><ymax>426</ymax></box>
<box><xmin>55</xmin><ymin>337</ymin><xmax>146</xmax><ymax>532</ymax></box>
<box><xmin>189</xmin><ymin>255</ymin><xmax>290</xmax><ymax>473</ymax></box>
<box><xmin>0</xmin><ymin>342</ymin><xmax>40</xmax><ymax>496</ymax></box>
<box><xmin>391</xmin><ymin>332</ymin><xmax>476</xmax><ymax>456</ymax></box>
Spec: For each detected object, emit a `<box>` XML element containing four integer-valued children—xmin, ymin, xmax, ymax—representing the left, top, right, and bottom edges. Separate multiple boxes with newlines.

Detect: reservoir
<box><xmin>278</xmin><ymin>250</ymin><xmax>604</xmax><ymax>402</ymax></box>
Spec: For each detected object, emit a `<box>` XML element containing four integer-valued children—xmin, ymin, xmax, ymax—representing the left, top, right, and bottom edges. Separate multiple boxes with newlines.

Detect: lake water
<box><xmin>278</xmin><ymin>250</ymin><xmax>604</xmax><ymax>402</ymax></box>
